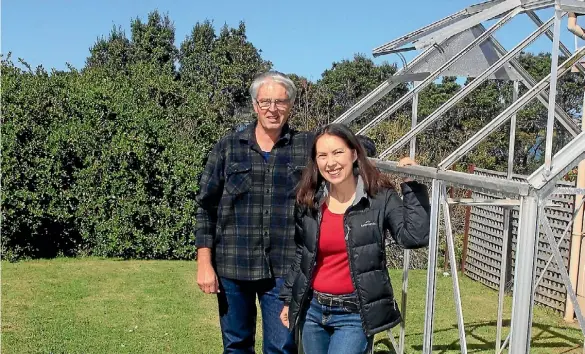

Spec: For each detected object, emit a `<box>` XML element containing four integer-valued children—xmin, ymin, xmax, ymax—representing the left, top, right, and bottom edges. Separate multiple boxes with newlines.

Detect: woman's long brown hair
<box><xmin>296</xmin><ymin>123</ymin><xmax>394</xmax><ymax>209</ymax></box>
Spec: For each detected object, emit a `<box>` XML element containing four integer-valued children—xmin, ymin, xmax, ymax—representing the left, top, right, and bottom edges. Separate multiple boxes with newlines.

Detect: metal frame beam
<box><xmin>489</xmin><ymin>19</ymin><xmax>581</xmax><ymax>137</ymax></box>
<box><xmin>333</xmin><ymin>73</ymin><xmax>429</xmax><ymax>126</ymax></box>
<box><xmin>379</xmin><ymin>15</ymin><xmax>581</xmax><ymax>159</ymax></box>
<box><xmin>422</xmin><ymin>179</ymin><xmax>442</xmax><ymax>353</ymax></box>
<box><xmin>534</xmin><ymin>198</ymin><xmax>585</xmax><ymax>317</ymax></box>
<box><xmin>519</xmin><ymin>0</ymin><xmax>556</xmax><ymax>12</ymax></box>
<box><xmin>526</xmin><ymin>10</ymin><xmax>585</xmax><ymax>75</ymax></box>
<box><xmin>558</xmin><ymin>0</ymin><xmax>585</xmax><ymax>13</ymax></box>
<box><xmin>372</xmin><ymin>10</ymin><xmax>468</xmax><ymax>56</ymax></box>
<box><xmin>544</xmin><ymin>8</ymin><xmax>563</xmax><ymax>175</ymax></box>
<box><xmin>508</xmin><ymin>195</ymin><xmax>539</xmax><ymax>354</ymax></box>
<box><xmin>373</xmin><ymin>159</ymin><xmax>531</xmax><ymax>195</ymax></box>
<box><xmin>334</xmin><ymin>44</ymin><xmax>438</xmax><ymax>125</ymax></box>
<box><xmin>357</xmin><ymin>12</ymin><xmax>517</xmax><ymax>135</ymax></box>
<box><xmin>413</xmin><ymin>1</ymin><xmax>521</xmax><ymax>49</ymax></box>
<box><xmin>345</xmin><ymin>2</ymin><xmax>585</xmax><ymax>353</ymax></box>
<box><xmin>540</xmin><ymin>213</ymin><xmax>585</xmax><ymax>336</ymax></box>
<box><xmin>378</xmin><ymin>16</ymin><xmax>558</xmax><ymax>159</ymax></box>
<box><xmin>528</xmin><ymin>131</ymin><xmax>585</xmax><ymax>193</ymax></box>
<box><xmin>446</xmin><ymin>197</ymin><xmax>560</xmax><ymax>207</ymax></box>
<box><xmin>467</xmin><ymin>0</ymin><xmax>509</xmax><ymax>14</ymax></box>
<box><xmin>440</xmin><ymin>186</ymin><xmax>468</xmax><ymax>354</ymax></box>
<box><xmin>553</xmin><ymin>187</ymin><xmax>585</xmax><ymax>194</ymax></box>
<box><xmin>438</xmin><ymin>48</ymin><xmax>585</xmax><ymax>169</ymax></box>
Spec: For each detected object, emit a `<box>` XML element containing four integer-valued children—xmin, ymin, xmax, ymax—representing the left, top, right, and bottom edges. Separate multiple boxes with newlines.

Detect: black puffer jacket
<box><xmin>279</xmin><ymin>177</ymin><xmax>430</xmax><ymax>336</ymax></box>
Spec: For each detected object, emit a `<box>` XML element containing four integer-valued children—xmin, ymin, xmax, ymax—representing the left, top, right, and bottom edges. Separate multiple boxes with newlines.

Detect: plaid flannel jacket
<box><xmin>195</xmin><ymin>122</ymin><xmax>313</xmax><ymax>280</ymax></box>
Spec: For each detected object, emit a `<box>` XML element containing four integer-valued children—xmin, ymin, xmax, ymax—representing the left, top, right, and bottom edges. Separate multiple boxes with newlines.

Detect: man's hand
<box><xmin>280</xmin><ymin>305</ymin><xmax>290</xmax><ymax>328</ymax></box>
<box><xmin>398</xmin><ymin>157</ymin><xmax>418</xmax><ymax>183</ymax></box>
<box><xmin>196</xmin><ymin>248</ymin><xmax>220</xmax><ymax>294</ymax></box>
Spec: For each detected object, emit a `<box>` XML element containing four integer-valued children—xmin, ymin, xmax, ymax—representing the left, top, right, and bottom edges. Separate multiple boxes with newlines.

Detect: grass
<box><xmin>1</xmin><ymin>258</ymin><xmax>583</xmax><ymax>353</ymax></box>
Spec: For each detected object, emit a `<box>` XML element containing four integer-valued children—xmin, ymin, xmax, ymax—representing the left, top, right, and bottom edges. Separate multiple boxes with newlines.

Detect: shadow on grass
<box><xmin>373</xmin><ymin>320</ymin><xmax>584</xmax><ymax>354</ymax></box>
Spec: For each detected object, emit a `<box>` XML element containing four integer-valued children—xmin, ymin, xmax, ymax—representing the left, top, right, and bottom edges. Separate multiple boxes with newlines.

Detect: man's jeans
<box><xmin>301</xmin><ymin>297</ymin><xmax>373</xmax><ymax>354</ymax></box>
<box><xmin>217</xmin><ymin>277</ymin><xmax>296</xmax><ymax>354</ymax></box>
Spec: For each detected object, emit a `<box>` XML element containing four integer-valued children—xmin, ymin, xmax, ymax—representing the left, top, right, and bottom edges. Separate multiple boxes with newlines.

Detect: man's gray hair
<box><xmin>249</xmin><ymin>71</ymin><xmax>297</xmax><ymax>104</ymax></box>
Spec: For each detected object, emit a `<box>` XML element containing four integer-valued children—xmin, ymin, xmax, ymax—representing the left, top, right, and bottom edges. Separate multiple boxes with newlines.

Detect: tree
<box><xmin>287</xmin><ymin>54</ymin><xmax>408</xmax><ymax>132</ymax></box>
<box><xmin>130</xmin><ymin>11</ymin><xmax>177</xmax><ymax>73</ymax></box>
<box><xmin>86</xmin><ymin>11</ymin><xmax>177</xmax><ymax>74</ymax></box>
<box><xmin>2</xmin><ymin>58</ymin><xmax>84</xmax><ymax>259</ymax></box>
<box><xmin>312</xmin><ymin>54</ymin><xmax>407</xmax><ymax>128</ymax></box>
<box><xmin>178</xmin><ymin>21</ymin><xmax>271</xmax><ymax>143</ymax></box>
<box><xmin>2</xmin><ymin>57</ymin><xmax>203</xmax><ymax>260</ymax></box>
<box><xmin>7</xmin><ymin>12</ymin><xmax>584</xmax><ymax>262</ymax></box>
<box><xmin>86</xmin><ymin>26</ymin><xmax>132</xmax><ymax>72</ymax></box>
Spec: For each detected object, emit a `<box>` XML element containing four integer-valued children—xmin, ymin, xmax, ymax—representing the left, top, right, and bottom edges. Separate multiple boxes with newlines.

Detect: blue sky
<box><xmin>2</xmin><ymin>1</ymin><xmax>581</xmax><ymax>81</ymax></box>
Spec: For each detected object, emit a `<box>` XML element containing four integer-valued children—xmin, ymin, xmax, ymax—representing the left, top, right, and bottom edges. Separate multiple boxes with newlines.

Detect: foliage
<box><xmin>2</xmin><ymin>13</ymin><xmax>270</xmax><ymax>260</ymax></box>
<box><xmin>3</xmin><ymin>12</ymin><xmax>583</xmax><ymax>260</ymax></box>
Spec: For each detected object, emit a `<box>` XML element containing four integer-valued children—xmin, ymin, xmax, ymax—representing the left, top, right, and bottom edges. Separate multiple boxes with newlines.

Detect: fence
<box><xmin>464</xmin><ymin>167</ymin><xmax>575</xmax><ymax>312</ymax></box>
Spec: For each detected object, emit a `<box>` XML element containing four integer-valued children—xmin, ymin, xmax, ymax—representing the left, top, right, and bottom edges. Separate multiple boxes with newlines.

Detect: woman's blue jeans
<box><xmin>301</xmin><ymin>297</ymin><xmax>373</xmax><ymax>354</ymax></box>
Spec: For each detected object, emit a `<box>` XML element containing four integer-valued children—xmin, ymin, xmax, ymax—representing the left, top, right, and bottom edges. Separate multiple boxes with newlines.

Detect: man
<box><xmin>195</xmin><ymin>71</ymin><xmax>311</xmax><ymax>353</ymax></box>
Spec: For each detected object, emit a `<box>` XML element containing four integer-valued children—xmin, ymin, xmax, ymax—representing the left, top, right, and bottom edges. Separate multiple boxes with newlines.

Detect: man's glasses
<box><xmin>255</xmin><ymin>98</ymin><xmax>291</xmax><ymax>110</ymax></box>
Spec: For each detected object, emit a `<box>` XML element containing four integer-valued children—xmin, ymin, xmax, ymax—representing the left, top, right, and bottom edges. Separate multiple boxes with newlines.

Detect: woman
<box><xmin>278</xmin><ymin>123</ymin><xmax>430</xmax><ymax>354</ymax></box>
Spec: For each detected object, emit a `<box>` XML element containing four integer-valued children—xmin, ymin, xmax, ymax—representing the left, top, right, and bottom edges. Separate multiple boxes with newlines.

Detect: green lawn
<box><xmin>2</xmin><ymin>259</ymin><xmax>583</xmax><ymax>353</ymax></box>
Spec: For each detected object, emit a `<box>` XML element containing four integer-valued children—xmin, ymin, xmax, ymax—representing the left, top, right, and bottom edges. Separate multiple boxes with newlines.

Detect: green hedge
<box><xmin>1</xmin><ymin>59</ymin><xmax>210</xmax><ymax>261</ymax></box>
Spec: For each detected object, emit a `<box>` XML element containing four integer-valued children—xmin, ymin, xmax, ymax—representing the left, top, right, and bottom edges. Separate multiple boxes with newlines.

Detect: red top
<box><xmin>312</xmin><ymin>204</ymin><xmax>355</xmax><ymax>294</ymax></box>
